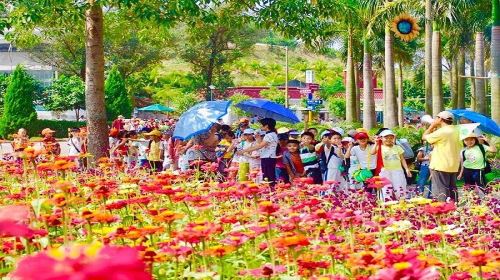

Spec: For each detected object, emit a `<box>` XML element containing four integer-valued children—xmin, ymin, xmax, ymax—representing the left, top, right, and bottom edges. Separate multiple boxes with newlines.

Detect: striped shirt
<box><xmin>300</xmin><ymin>145</ymin><xmax>319</xmax><ymax>171</ymax></box>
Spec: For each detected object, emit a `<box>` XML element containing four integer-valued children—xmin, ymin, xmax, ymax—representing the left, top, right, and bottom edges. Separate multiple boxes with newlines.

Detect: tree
<box><xmin>475</xmin><ymin>32</ymin><xmax>487</xmax><ymax>114</ymax></box>
<box><xmin>5</xmin><ymin>0</ymin><xmax>208</xmax><ymax>159</ymax></box>
<box><xmin>44</xmin><ymin>75</ymin><xmax>85</xmax><ymax>121</ymax></box>
<box><xmin>0</xmin><ymin>66</ymin><xmax>37</xmax><ymax>137</ymax></box>
<box><xmin>178</xmin><ymin>5</ymin><xmax>258</xmax><ymax>100</ymax></box>
<box><xmin>492</xmin><ymin>0</ymin><xmax>500</xmax><ymax>123</ymax></box>
<box><xmin>424</xmin><ymin>0</ymin><xmax>433</xmax><ymax>114</ymax></box>
<box><xmin>228</xmin><ymin>93</ymin><xmax>251</xmax><ymax>117</ymax></box>
<box><xmin>260</xmin><ymin>87</ymin><xmax>285</xmax><ymax>105</ymax></box>
<box><xmin>105</xmin><ymin>67</ymin><xmax>132</xmax><ymax>120</ymax></box>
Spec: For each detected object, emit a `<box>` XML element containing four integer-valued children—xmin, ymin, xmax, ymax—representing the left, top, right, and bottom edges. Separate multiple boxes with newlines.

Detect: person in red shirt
<box><xmin>112</xmin><ymin>115</ymin><xmax>125</xmax><ymax>131</ymax></box>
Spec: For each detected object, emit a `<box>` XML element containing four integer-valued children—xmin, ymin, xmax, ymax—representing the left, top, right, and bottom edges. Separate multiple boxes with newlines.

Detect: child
<box><xmin>41</xmin><ymin>128</ymin><xmax>61</xmax><ymax>157</ymax></box>
<box><xmin>282</xmin><ymin>139</ymin><xmax>305</xmax><ymax>182</ymax></box>
<box><xmin>12</xmin><ymin>128</ymin><xmax>30</xmax><ymax>161</ymax></box>
<box><xmin>318</xmin><ymin>130</ymin><xmax>345</xmax><ymax>186</ymax></box>
<box><xmin>238</xmin><ymin>129</ymin><xmax>258</xmax><ymax>181</ymax></box>
<box><xmin>345</xmin><ymin>132</ymin><xmax>375</xmax><ymax>189</ymax></box>
<box><xmin>372</xmin><ymin>130</ymin><xmax>412</xmax><ymax>200</ymax></box>
<box><xmin>216</xmin><ymin>131</ymin><xmax>236</xmax><ymax>179</ymax></box>
<box><xmin>275</xmin><ymin>133</ymin><xmax>289</xmax><ymax>183</ymax></box>
<box><xmin>457</xmin><ymin>133</ymin><xmax>496</xmax><ymax>192</ymax></box>
<box><xmin>67</xmin><ymin>128</ymin><xmax>82</xmax><ymax>168</ymax></box>
<box><xmin>237</xmin><ymin>118</ymin><xmax>278</xmax><ymax>188</ymax></box>
<box><xmin>300</xmin><ymin>131</ymin><xmax>323</xmax><ymax>184</ymax></box>
<box><xmin>416</xmin><ymin>140</ymin><xmax>432</xmax><ymax>197</ymax></box>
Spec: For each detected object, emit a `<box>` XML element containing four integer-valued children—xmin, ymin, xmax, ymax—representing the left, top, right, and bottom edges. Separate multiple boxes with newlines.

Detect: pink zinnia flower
<box><xmin>10</xmin><ymin>244</ymin><xmax>151</xmax><ymax>280</ymax></box>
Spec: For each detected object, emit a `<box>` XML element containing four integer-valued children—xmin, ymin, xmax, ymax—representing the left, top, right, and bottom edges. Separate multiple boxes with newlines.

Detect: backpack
<box><xmin>397</xmin><ymin>139</ymin><xmax>414</xmax><ymax>159</ymax></box>
<box><xmin>462</xmin><ymin>145</ymin><xmax>492</xmax><ymax>174</ymax></box>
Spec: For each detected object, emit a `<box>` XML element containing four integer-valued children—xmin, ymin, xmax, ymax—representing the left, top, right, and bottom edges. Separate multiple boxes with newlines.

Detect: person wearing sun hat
<box><xmin>145</xmin><ymin>129</ymin><xmax>164</xmax><ymax>172</ymax></box>
<box><xmin>345</xmin><ymin>131</ymin><xmax>376</xmax><ymax>189</ymax></box>
<box><xmin>457</xmin><ymin>133</ymin><xmax>496</xmax><ymax>192</ymax></box>
<box><xmin>371</xmin><ymin>129</ymin><xmax>412</xmax><ymax>200</ymax></box>
<box><xmin>41</xmin><ymin>128</ymin><xmax>61</xmax><ymax>156</ymax></box>
<box><xmin>422</xmin><ymin>111</ymin><xmax>461</xmax><ymax>201</ymax></box>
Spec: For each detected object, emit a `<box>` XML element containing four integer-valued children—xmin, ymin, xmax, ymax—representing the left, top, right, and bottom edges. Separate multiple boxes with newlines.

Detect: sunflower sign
<box><xmin>391</xmin><ymin>14</ymin><xmax>420</xmax><ymax>41</ymax></box>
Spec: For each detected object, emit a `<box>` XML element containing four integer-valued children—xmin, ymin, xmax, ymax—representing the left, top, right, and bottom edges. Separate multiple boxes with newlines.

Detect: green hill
<box><xmin>157</xmin><ymin>43</ymin><xmax>345</xmax><ymax>88</ymax></box>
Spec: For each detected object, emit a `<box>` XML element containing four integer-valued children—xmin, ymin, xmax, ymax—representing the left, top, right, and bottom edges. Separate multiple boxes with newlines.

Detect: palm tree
<box><xmin>475</xmin><ymin>32</ymin><xmax>487</xmax><ymax>114</ymax></box>
<box><xmin>431</xmin><ymin>26</ymin><xmax>443</xmax><ymax>115</ymax></box>
<box><xmin>424</xmin><ymin>0</ymin><xmax>433</xmax><ymax>114</ymax></box>
<box><xmin>491</xmin><ymin>0</ymin><xmax>500</xmax><ymax>123</ymax></box>
<box><xmin>384</xmin><ymin>24</ymin><xmax>398</xmax><ymax>127</ymax></box>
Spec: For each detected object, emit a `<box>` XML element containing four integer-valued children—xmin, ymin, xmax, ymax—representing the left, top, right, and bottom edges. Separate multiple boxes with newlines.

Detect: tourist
<box><xmin>318</xmin><ymin>130</ymin><xmax>345</xmax><ymax>186</ymax></box>
<box><xmin>216</xmin><ymin>130</ymin><xmax>236</xmax><ymax>179</ymax></box>
<box><xmin>125</xmin><ymin>131</ymin><xmax>139</xmax><ymax>170</ymax></box>
<box><xmin>276</xmin><ymin>129</ymin><xmax>290</xmax><ymax>183</ymax></box>
<box><xmin>112</xmin><ymin>115</ymin><xmax>125</xmax><ymax>131</ymax></box>
<box><xmin>41</xmin><ymin>128</ymin><xmax>60</xmax><ymax>157</ymax></box>
<box><xmin>237</xmin><ymin>128</ymin><xmax>257</xmax><ymax>181</ymax></box>
<box><xmin>345</xmin><ymin>132</ymin><xmax>376</xmax><ymax>189</ymax></box>
<box><xmin>67</xmin><ymin>128</ymin><xmax>82</xmax><ymax>168</ymax></box>
<box><xmin>235</xmin><ymin>118</ymin><xmax>250</xmax><ymax>139</ymax></box>
<box><xmin>282</xmin><ymin>138</ymin><xmax>305</xmax><ymax>183</ymax></box>
<box><xmin>237</xmin><ymin>118</ymin><xmax>279</xmax><ymax>188</ymax></box>
<box><xmin>145</xmin><ymin>129</ymin><xmax>163</xmax><ymax>172</ymax></box>
<box><xmin>422</xmin><ymin>111</ymin><xmax>461</xmax><ymax>202</ymax></box>
<box><xmin>372</xmin><ymin>130</ymin><xmax>411</xmax><ymax>200</ymax></box>
<box><xmin>11</xmin><ymin>128</ymin><xmax>29</xmax><ymax>161</ymax></box>
<box><xmin>457</xmin><ymin>133</ymin><xmax>496</xmax><ymax>193</ymax></box>
<box><xmin>416</xmin><ymin>140</ymin><xmax>432</xmax><ymax>197</ymax></box>
<box><xmin>300</xmin><ymin>131</ymin><xmax>322</xmax><ymax>184</ymax></box>
<box><xmin>161</xmin><ymin>131</ymin><xmax>172</xmax><ymax>171</ymax></box>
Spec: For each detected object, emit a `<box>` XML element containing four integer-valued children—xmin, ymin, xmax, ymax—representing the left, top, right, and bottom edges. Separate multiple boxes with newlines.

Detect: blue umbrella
<box><xmin>449</xmin><ymin>109</ymin><xmax>500</xmax><ymax>136</ymax></box>
<box><xmin>137</xmin><ymin>104</ymin><xmax>175</xmax><ymax>113</ymax></box>
<box><xmin>236</xmin><ymin>99</ymin><xmax>300</xmax><ymax>123</ymax></box>
<box><xmin>173</xmin><ymin>101</ymin><xmax>231</xmax><ymax>140</ymax></box>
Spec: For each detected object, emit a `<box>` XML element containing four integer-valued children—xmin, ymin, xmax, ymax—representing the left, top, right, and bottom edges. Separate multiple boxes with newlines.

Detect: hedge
<box><xmin>26</xmin><ymin>120</ymin><xmax>86</xmax><ymax>139</ymax></box>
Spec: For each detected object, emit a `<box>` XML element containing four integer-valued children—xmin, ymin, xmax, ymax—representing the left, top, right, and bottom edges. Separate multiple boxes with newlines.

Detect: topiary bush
<box><xmin>105</xmin><ymin>67</ymin><xmax>133</xmax><ymax>120</ymax></box>
<box><xmin>0</xmin><ymin>66</ymin><xmax>38</xmax><ymax>138</ymax></box>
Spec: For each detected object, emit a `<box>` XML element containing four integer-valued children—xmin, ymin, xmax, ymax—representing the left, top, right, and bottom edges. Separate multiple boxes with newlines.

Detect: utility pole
<box><xmin>285</xmin><ymin>45</ymin><xmax>289</xmax><ymax>108</ymax></box>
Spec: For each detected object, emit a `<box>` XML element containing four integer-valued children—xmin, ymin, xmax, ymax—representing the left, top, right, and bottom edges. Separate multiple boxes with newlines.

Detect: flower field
<box><xmin>0</xmin><ymin>157</ymin><xmax>499</xmax><ymax>280</ymax></box>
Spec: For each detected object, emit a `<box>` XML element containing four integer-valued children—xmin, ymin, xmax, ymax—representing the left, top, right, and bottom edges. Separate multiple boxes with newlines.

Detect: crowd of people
<box><xmin>5</xmin><ymin>110</ymin><xmax>497</xmax><ymax>202</ymax></box>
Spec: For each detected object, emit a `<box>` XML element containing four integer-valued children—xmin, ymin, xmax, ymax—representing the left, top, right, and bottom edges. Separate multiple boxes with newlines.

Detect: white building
<box><xmin>0</xmin><ymin>37</ymin><xmax>55</xmax><ymax>86</ymax></box>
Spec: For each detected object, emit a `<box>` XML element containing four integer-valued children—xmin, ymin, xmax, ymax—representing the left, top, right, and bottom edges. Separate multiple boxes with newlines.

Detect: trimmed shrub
<box><xmin>105</xmin><ymin>67</ymin><xmax>133</xmax><ymax>120</ymax></box>
<box><xmin>27</xmin><ymin>120</ymin><xmax>86</xmax><ymax>139</ymax></box>
<box><xmin>0</xmin><ymin>66</ymin><xmax>37</xmax><ymax>137</ymax></box>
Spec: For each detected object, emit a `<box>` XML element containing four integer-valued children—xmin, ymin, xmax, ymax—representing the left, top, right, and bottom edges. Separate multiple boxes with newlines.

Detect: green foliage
<box><xmin>43</xmin><ymin>75</ymin><xmax>85</xmax><ymax>120</ymax></box>
<box><xmin>0</xmin><ymin>74</ymin><xmax>10</xmax><ymax>116</ymax></box>
<box><xmin>105</xmin><ymin>68</ymin><xmax>132</xmax><ymax>120</ymax></box>
<box><xmin>0</xmin><ymin>66</ymin><xmax>37</xmax><ymax>137</ymax></box>
<box><xmin>260</xmin><ymin>87</ymin><xmax>285</xmax><ymax>105</ymax></box>
<box><xmin>319</xmin><ymin>78</ymin><xmax>345</xmax><ymax>100</ymax></box>
<box><xmin>403</xmin><ymin>80</ymin><xmax>425</xmax><ymax>111</ymax></box>
<box><xmin>327</xmin><ymin>97</ymin><xmax>346</xmax><ymax>119</ymax></box>
<box><xmin>178</xmin><ymin>4</ymin><xmax>259</xmax><ymax>100</ymax></box>
<box><xmin>228</xmin><ymin>93</ymin><xmax>250</xmax><ymax>117</ymax></box>
<box><xmin>260</xmin><ymin>31</ymin><xmax>298</xmax><ymax>49</ymax></box>
<box><xmin>175</xmin><ymin>93</ymin><xmax>201</xmax><ymax>114</ymax></box>
<box><xmin>392</xmin><ymin>126</ymin><xmax>424</xmax><ymax>148</ymax></box>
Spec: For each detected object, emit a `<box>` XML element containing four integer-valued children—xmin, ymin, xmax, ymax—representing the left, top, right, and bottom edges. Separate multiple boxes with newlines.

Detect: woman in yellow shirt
<box><xmin>146</xmin><ymin>130</ymin><xmax>164</xmax><ymax>172</ymax></box>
